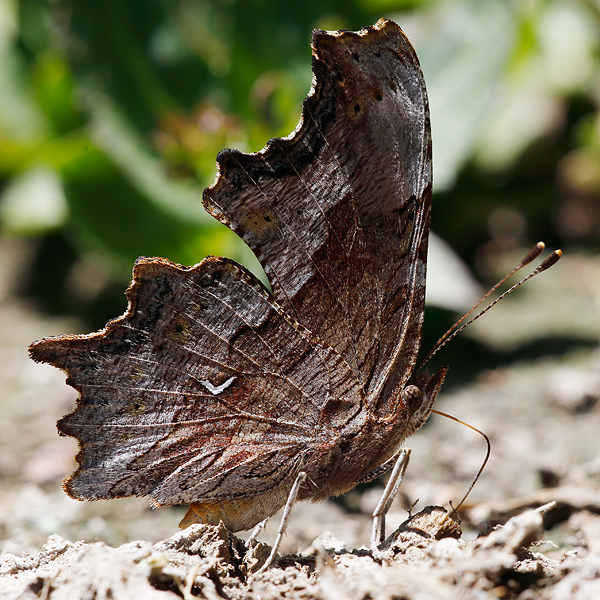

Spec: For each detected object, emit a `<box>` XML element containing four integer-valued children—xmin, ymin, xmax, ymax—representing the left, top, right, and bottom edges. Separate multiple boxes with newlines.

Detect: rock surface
<box><xmin>3</xmin><ymin>500</ymin><xmax>600</xmax><ymax>600</ymax></box>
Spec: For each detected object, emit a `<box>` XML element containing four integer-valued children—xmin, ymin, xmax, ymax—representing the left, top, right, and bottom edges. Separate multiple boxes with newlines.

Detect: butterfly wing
<box><xmin>29</xmin><ymin>19</ymin><xmax>433</xmax><ymax>527</ymax></box>
<box><xmin>204</xmin><ymin>19</ymin><xmax>432</xmax><ymax>408</ymax></box>
<box><xmin>30</xmin><ymin>257</ymin><xmax>363</xmax><ymax>526</ymax></box>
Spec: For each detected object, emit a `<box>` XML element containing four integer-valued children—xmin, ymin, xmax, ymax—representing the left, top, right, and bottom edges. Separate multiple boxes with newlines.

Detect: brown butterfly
<box><xmin>29</xmin><ymin>19</ymin><xmax>445</xmax><ymax>549</ymax></box>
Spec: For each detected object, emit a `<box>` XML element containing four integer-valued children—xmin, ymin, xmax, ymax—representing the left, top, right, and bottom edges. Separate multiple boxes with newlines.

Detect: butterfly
<box><xmin>29</xmin><ymin>18</ymin><xmax>445</xmax><ymax>543</ymax></box>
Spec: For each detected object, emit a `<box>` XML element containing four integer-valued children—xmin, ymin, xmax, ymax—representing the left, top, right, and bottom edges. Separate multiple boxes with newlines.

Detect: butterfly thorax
<box><xmin>299</xmin><ymin>367</ymin><xmax>446</xmax><ymax>501</ymax></box>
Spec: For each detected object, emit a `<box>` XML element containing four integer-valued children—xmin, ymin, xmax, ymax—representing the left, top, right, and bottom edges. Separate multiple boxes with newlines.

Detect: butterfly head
<box><xmin>401</xmin><ymin>367</ymin><xmax>447</xmax><ymax>438</ymax></box>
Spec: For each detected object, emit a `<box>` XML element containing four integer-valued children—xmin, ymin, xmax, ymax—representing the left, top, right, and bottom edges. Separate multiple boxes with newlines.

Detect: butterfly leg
<box><xmin>259</xmin><ymin>471</ymin><xmax>307</xmax><ymax>571</ymax></box>
<box><xmin>371</xmin><ymin>448</ymin><xmax>411</xmax><ymax>548</ymax></box>
<box><xmin>246</xmin><ymin>518</ymin><xmax>268</xmax><ymax>547</ymax></box>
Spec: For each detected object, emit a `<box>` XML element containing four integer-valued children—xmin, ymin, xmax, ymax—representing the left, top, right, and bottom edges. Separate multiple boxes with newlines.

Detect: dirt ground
<box><xmin>1</xmin><ymin>234</ymin><xmax>600</xmax><ymax>599</ymax></box>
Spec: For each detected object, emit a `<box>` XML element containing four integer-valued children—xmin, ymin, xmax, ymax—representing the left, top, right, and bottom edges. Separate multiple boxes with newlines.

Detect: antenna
<box><xmin>421</xmin><ymin>243</ymin><xmax>561</xmax><ymax>516</ymax></box>
<box><xmin>417</xmin><ymin>243</ymin><xmax>562</xmax><ymax>371</ymax></box>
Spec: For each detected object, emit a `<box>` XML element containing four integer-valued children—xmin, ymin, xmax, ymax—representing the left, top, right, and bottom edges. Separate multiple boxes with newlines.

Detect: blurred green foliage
<box><xmin>1</xmin><ymin>0</ymin><xmax>599</xmax><ymax>329</ymax></box>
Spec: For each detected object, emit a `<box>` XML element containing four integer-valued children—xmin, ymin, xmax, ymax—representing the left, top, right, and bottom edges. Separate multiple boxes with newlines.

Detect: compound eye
<box><xmin>402</xmin><ymin>384</ymin><xmax>423</xmax><ymax>413</ymax></box>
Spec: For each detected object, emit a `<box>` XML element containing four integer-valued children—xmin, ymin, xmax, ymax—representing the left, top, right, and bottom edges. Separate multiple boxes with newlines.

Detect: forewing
<box><xmin>29</xmin><ymin>256</ymin><xmax>360</xmax><ymax>505</ymax></box>
<box><xmin>204</xmin><ymin>19</ymin><xmax>432</xmax><ymax>402</ymax></box>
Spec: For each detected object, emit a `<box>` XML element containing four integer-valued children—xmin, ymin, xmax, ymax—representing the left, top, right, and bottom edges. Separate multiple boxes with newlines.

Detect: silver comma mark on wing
<box><xmin>200</xmin><ymin>376</ymin><xmax>237</xmax><ymax>396</ymax></box>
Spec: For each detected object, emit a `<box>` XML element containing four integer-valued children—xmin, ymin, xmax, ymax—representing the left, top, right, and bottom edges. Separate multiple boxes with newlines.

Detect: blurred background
<box><xmin>2</xmin><ymin>0</ymin><xmax>599</xmax><ymax>328</ymax></box>
<box><xmin>1</xmin><ymin>0</ymin><xmax>600</xmax><ymax>555</ymax></box>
